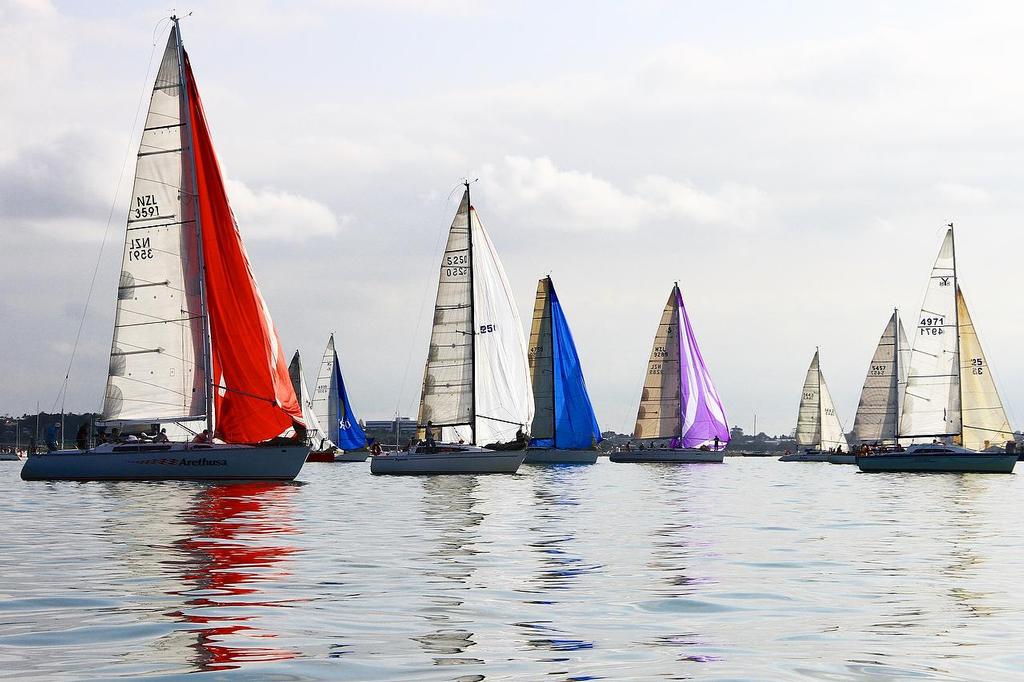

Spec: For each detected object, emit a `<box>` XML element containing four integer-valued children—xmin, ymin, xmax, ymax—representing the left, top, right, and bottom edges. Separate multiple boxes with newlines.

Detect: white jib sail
<box><xmin>103</xmin><ymin>27</ymin><xmax>207</xmax><ymax>423</ymax></box>
<box><xmin>312</xmin><ymin>335</ymin><xmax>340</xmax><ymax>451</ymax></box>
<box><xmin>795</xmin><ymin>351</ymin><xmax>822</xmax><ymax>448</ymax></box>
<box><xmin>528</xmin><ymin>278</ymin><xmax>555</xmax><ymax>441</ymax></box>
<box><xmin>957</xmin><ymin>287</ymin><xmax>1013</xmax><ymax>451</ymax></box>
<box><xmin>469</xmin><ymin>206</ymin><xmax>534</xmax><ymax>445</ymax></box>
<box><xmin>634</xmin><ymin>292</ymin><xmax>682</xmax><ymax>440</ymax></box>
<box><xmin>852</xmin><ymin>311</ymin><xmax>904</xmax><ymax>444</ymax></box>
<box><xmin>818</xmin><ymin>367</ymin><xmax>850</xmax><ymax>452</ymax></box>
<box><xmin>418</xmin><ymin>192</ymin><xmax>474</xmax><ymax>441</ymax></box>
<box><xmin>289</xmin><ymin>351</ymin><xmax>326</xmax><ymax>449</ymax></box>
<box><xmin>899</xmin><ymin>228</ymin><xmax>960</xmax><ymax>439</ymax></box>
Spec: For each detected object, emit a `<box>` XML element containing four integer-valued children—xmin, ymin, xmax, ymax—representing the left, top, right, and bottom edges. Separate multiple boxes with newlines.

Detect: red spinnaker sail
<box><xmin>185</xmin><ymin>54</ymin><xmax>303</xmax><ymax>443</ymax></box>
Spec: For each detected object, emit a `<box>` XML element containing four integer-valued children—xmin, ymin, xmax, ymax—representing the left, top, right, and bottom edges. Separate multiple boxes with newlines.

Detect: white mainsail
<box><xmin>528</xmin><ymin>278</ymin><xmax>555</xmax><ymax>441</ymax></box>
<box><xmin>312</xmin><ymin>335</ymin><xmax>341</xmax><ymax>451</ymax></box>
<box><xmin>852</xmin><ymin>311</ymin><xmax>910</xmax><ymax>444</ymax></box>
<box><xmin>899</xmin><ymin>228</ymin><xmax>960</xmax><ymax>439</ymax></box>
<box><xmin>795</xmin><ymin>350</ymin><xmax>848</xmax><ymax>451</ymax></box>
<box><xmin>289</xmin><ymin>351</ymin><xmax>326</xmax><ymax>449</ymax></box>
<box><xmin>418</xmin><ymin>188</ymin><xmax>533</xmax><ymax>445</ymax></box>
<box><xmin>634</xmin><ymin>292</ymin><xmax>682</xmax><ymax>439</ymax></box>
<box><xmin>818</xmin><ymin>370</ymin><xmax>849</xmax><ymax>452</ymax></box>
<box><xmin>957</xmin><ymin>287</ymin><xmax>1013</xmax><ymax>451</ymax></box>
<box><xmin>102</xmin><ymin>27</ymin><xmax>207</xmax><ymax>423</ymax></box>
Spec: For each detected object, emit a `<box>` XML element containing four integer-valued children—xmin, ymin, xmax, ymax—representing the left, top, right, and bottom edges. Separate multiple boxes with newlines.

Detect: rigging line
<box><xmin>50</xmin><ymin>20</ymin><xmax>169</xmax><ymax>415</ymax></box>
<box><xmin>394</xmin><ymin>183</ymin><xmax>467</xmax><ymax>419</ymax></box>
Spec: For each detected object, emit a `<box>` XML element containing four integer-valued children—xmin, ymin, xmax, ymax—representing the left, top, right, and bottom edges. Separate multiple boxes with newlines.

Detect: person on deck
<box><xmin>425</xmin><ymin>421</ymin><xmax>436</xmax><ymax>448</ymax></box>
<box><xmin>75</xmin><ymin>423</ymin><xmax>89</xmax><ymax>450</ymax></box>
<box><xmin>714</xmin><ymin>436</ymin><xmax>720</xmax><ymax>451</ymax></box>
<box><xmin>154</xmin><ymin>429</ymin><xmax>169</xmax><ymax>443</ymax></box>
<box><xmin>192</xmin><ymin>429</ymin><xmax>211</xmax><ymax>444</ymax></box>
<box><xmin>45</xmin><ymin>423</ymin><xmax>59</xmax><ymax>452</ymax></box>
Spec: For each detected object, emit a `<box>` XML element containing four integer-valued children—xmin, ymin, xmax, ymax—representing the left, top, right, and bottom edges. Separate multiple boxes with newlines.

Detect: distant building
<box><xmin>364</xmin><ymin>417</ymin><xmax>418</xmax><ymax>446</ymax></box>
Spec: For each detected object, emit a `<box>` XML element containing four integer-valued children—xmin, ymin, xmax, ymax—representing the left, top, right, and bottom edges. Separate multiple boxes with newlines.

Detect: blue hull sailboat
<box><xmin>309</xmin><ymin>334</ymin><xmax>368</xmax><ymax>462</ymax></box>
<box><xmin>524</xmin><ymin>276</ymin><xmax>602</xmax><ymax>464</ymax></box>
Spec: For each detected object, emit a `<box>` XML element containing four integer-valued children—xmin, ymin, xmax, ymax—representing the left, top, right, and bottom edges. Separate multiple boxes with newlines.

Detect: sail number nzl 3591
<box><xmin>129</xmin><ymin>236</ymin><xmax>153</xmax><ymax>261</ymax></box>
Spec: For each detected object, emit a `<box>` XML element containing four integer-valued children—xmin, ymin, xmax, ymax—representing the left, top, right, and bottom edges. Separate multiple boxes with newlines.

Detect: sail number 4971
<box><xmin>920</xmin><ymin>316</ymin><xmax>945</xmax><ymax>335</ymax></box>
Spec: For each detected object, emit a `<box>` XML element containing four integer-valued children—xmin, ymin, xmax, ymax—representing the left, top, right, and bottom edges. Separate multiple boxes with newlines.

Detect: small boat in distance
<box><xmin>371</xmin><ymin>183</ymin><xmax>533</xmax><ymax>475</ymax></box>
<box><xmin>310</xmin><ymin>334</ymin><xmax>368</xmax><ymax>462</ymax></box>
<box><xmin>859</xmin><ymin>226</ymin><xmax>1016</xmax><ymax>473</ymax></box>
<box><xmin>781</xmin><ymin>349</ymin><xmax>848</xmax><ymax>462</ymax></box>
<box><xmin>524</xmin><ymin>276</ymin><xmax>601</xmax><ymax>464</ymax></box>
<box><xmin>22</xmin><ymin>18</ymin><xmax>308</xmax><ymax>481</ymax></box>
<box><xmin>831</xmin><ymin>310</ymin><xmax>910</xmax><ymax>464</ymax></box>
<box><xmin>288</xmin><ymin>350</ymin><xmax>336</xmax><ymax>462</ymax></box>
<box><xmin>611</xmin><ymin>283</ymin><xmax>729</xmax><ymax>464</ymax></box>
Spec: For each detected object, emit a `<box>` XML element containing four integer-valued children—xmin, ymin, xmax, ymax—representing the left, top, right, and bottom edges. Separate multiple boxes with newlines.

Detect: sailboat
<box><xmin>370</xmin><ymin>183</ymin><xmax>533</xmax><ymax>474</ymax></box>
<box><xmin>780</xmin><ymin>349</ymin><xmax>849</xmax><ymax>462</ymax></box>
<box><xmin>22</xmin><ymin>18</ymin><xmax>308</xmax><ymax>481</ymax></box>
<box><xmin>830</xmin><ymin>310</ymin><xmax>910</xmax><ymax>464</ymax></box>
<box><xmin>859</xmin><ymin>226</ymin><xmax>1016</xmax><ymax>473</ymax></box>
<box><xmin>287</xmin><ymin>350</ymin><xmax>333</xmax><ymax>462</ymax></box>
<box><xmin>310</xmin><ymin>334</ymin><xmax>368</xmax><ymax>462</ymax></box>
<box><xmin>610</xmin><ymin>283</ymin><xmax>729</xmax><ymax>463</ymax></box>
<box><xmin>524</xmin><ymin>276</ymin><xmax>602</xmax><ymax>464</ymax></box>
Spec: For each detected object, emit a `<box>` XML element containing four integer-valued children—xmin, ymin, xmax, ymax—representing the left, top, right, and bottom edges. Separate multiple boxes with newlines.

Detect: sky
<box><xmin>3</xmin><ymin>0</ymin><xmax>1024</xmax><ymax>436</ymax></box>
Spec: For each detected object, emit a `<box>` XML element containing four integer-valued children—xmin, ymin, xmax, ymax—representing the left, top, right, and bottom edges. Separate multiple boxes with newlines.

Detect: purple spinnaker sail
<box><xmin>676</xmin><ymin>286</ymin><xmax>730</xmax><ymax>448</ymax></box>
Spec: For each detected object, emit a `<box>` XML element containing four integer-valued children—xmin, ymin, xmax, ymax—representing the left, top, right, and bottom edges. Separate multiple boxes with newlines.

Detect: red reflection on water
<box><xmin>170</xmin><ymin>482</ymin><xmax>302</xmax><ymax>671</ymax></box>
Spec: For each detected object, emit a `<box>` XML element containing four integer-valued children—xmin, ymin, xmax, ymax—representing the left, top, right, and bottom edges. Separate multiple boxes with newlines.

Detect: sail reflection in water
<box><xmin>171</xmin><ymin>483</ymin><xmax>302</xmax><ymax>671</ymax></box>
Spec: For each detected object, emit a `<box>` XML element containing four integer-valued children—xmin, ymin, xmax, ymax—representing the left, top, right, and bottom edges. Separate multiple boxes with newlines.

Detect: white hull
<box><xmin>523</xmin><ymin>448</ymin><xmax>598</xmax><ymax>464</ymax></box>
<box><xmin>370</xmin><ymin>443</ymin><xmax>524</xmax><ymax>475</ymax></box>
<box><xmin>20</xmin><ymin>442</ymin><xmax>309</xmax><ymax>481</ymax></box>
<box><xmin>0</xmin><ymin>452</ymin><xmax>21</xmax><ymax>461</ymax></box>
<box><xmin>610</xmin><ymin>448</ymin><xmax>724</xmax><ymax>463</ymax></box>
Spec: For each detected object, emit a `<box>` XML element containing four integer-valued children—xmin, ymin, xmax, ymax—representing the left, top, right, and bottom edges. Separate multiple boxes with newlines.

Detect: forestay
<box><xmin>852</xmin><ymin>311</ymin><xmax>909</xmax><ymax>443</ymax></box>
<box><xmin>313</xmin><ymin>335</ymin><xmax>366</xmax><ymax>450</ymax></box>
<box><xmin>103</xmin><ymin>27</ymin><xmax>207</xmax><ymax>424</ymax></box>
<box><xmin>899</xmin><ymin>229</ymin><xmax>960</xmax><ymax>439</ymax></box>
<box><xmin>957</xmin><ymin>287</ymin><xmax>1012</xmax><ymax>450</ymax></box>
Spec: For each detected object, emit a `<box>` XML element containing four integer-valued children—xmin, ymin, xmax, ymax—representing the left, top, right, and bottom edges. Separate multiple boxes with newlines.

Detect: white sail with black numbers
<box><xmin>418</xmin><ymin>191</ymin><xmax>474</xmax><ymax>441</ymax></box>
<box><xmin>102</xmin><ymin>27</ymin><xmax>207</xmax><ymax>423</ymax></box>
<box><xmin>852</xmin><ymin>311</ymin><xmax>909</xmax><ymax>444</ymax></box>
<box><xmin>417</xmin><ymin>188</ymin><xmax>533</xmax><ymax>445</ymax></box>
<box><xmin>899</xmin><ymin>229</ymin><xmax>960</xmax><ymax>439</ymax></box>
<box><xmin>957</xmin><ymin>287</ymin><xmax>1013</xmax><ymax>451</ymax></box>
<box><xmin>795</xmin><ymin>352</ymin><xmax>821</xmax><ymax>448</ymax></box>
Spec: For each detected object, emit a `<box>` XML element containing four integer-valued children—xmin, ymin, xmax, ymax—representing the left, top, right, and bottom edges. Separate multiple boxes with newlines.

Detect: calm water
<box><xmin>2</xmin><ymin>457</ymin><xmax>1024</xmax><ymax>680</ymax></box>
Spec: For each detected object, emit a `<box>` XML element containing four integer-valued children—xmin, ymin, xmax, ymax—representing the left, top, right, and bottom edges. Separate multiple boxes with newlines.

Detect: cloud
<box><xmin>479</xmin><ymin>156</ymin><xmax>770</xmax><ymax>232</ymax></box>
<box><xmin>225</xmin><ymin>179</ymin><xmax>347</xmax><ymax>241</ymax></box>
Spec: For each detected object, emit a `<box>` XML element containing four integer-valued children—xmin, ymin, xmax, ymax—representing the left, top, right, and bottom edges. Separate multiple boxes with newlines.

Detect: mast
<box><xmin>465</xmin><ymin>180</ymin><xmax>477</xmax><ymax>445</ymax></box>
<box><xmin>173</xmin><ymin>16</ymin><xmax>214</xmax><ymax>437</ymax></box>
<box><xmin>893</xmin><ymin>307</ymin><xmax>900</xmax><ymax>442</ymax></box>
<box><xmin>949</xmin><ymin>222</ymin><xmax>963</xmax><ymax>443</ymax></box>
<box><xmin>816</xmin><ymin>346</ymin><xmax>822</xmax><ymax>451</ymax></box>
<box><xmin>547</xmin><ymin>277</ymin><xmax>556</xmax><ymax>444</ymax></box>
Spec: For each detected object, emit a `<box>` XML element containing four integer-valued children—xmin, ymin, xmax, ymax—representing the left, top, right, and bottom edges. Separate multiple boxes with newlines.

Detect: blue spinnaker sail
<box><xmin>549</xmin><ymin>283</ymin><xmax>601</xmax><ymax>449</ymax></box>
<box><xmin>335</xmin><ymin>354</ymin><xmax>366</xmax><ymax>450</ymax></box>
